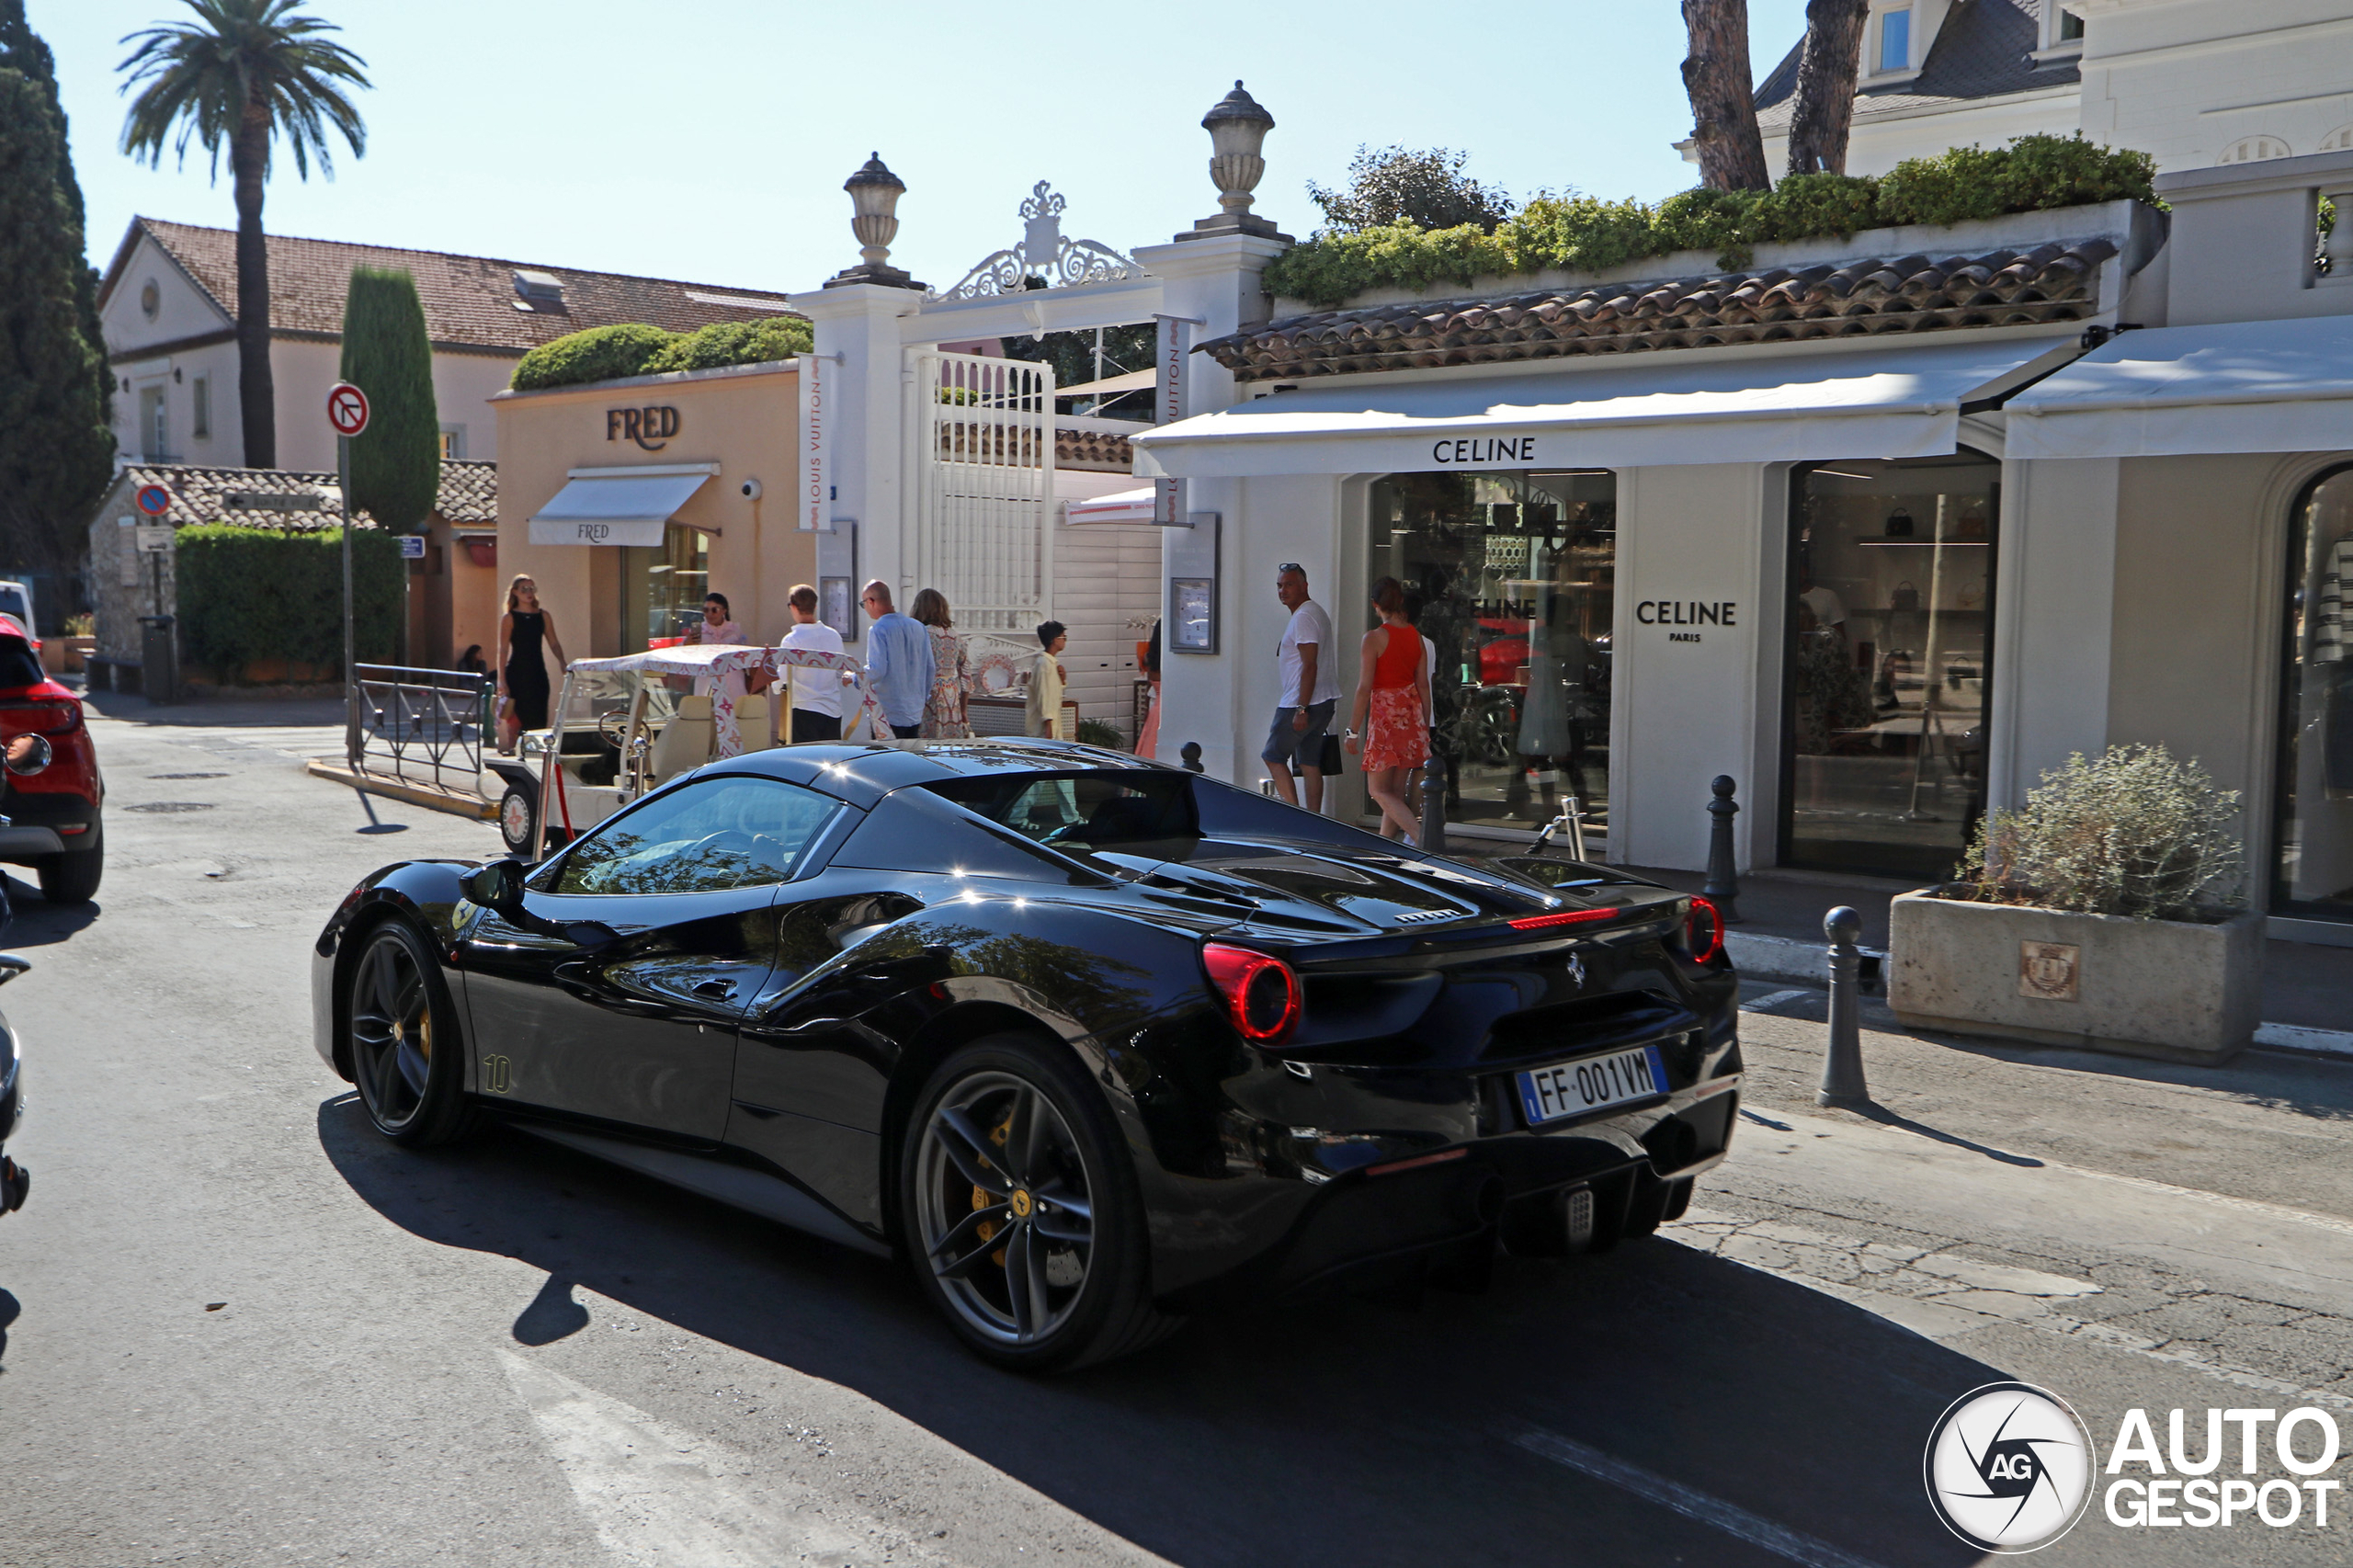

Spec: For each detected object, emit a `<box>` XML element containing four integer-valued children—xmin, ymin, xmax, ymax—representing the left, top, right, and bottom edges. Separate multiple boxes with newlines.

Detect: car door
<box><xmin>460</xmin><ymin>772</ymin><xmax>845</xmax><ymax>1141</ymax></box>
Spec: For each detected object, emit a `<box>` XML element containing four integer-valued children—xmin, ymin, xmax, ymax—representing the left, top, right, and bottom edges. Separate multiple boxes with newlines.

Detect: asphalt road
<box><xmin>4</xmin><ymin>699</ymin><xmax>2349</xmax><ymax>1566</ymax></box>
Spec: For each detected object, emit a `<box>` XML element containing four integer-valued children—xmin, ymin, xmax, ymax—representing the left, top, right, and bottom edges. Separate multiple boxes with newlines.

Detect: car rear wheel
<box><xmin>36</xmin><ymin>820</ymin><xmax>101</xmax><ymax>904</ymax></box>
<box><xmin>902</xmin><ymin>1034</ymin><xmax>1174</xmax><ymax>1371</ymax></box>
<box><xmin>347</xmin><ymin>920</ymin><xmax>473</xmax><ymax>1147</ymax></box>
<box><xmin>497</xmin><ymin>786</ymin><xmax>536</xmax><ymax>855</ymax></box>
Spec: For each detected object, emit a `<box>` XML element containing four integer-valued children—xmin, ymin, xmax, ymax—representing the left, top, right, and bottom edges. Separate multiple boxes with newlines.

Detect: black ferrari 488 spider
<box><xmin>313</xmin><ymin>741</ymin><xmax>1739</xmax><ymax>1369</ymax></box>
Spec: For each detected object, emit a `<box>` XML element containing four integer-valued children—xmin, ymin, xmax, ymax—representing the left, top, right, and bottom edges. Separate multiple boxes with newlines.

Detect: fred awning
<box><xmin>2006</xmin><ymin>316</ymin><xmax>2353</xmax><ymax>459</ymax></box>
<box><xmin>1130</xmin><ymin>336</ymin><xmax>2079</xmax><ymax>479</ymax></box>
<box><xmin>529</xmin><ymin>468</ymin><xmax>711</xmax><ymax>546</ymax></box>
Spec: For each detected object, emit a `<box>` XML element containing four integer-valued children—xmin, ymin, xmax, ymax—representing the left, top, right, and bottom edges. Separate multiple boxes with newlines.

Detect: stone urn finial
<box><xmin>1180</xmin><ymin>82</ymin><xmax>1290</xmax><ymax>243</ymax></box>
<box><xmin>827</xmin><ymin>153</ymin><xmax>925</xmax><ymax>290</ymax></box>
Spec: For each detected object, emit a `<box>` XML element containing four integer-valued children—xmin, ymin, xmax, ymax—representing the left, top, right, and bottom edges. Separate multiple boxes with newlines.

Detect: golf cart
<box><xmin>479</xmin><ymin>642</ymin><xmax>882</xmax><ymax>858</ymax></box>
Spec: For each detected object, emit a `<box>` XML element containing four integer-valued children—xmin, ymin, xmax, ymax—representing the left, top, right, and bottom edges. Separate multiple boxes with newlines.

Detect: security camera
<box><xmin>739</xmin><ymin>478</ymin><xmax>763</xmax><ymax>501</ymax></box>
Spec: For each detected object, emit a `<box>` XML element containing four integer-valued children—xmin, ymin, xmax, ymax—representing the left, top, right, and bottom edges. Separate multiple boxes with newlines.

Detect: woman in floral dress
<box><xmin>912</xmin><ymin>588</ymin><xmax>971</xmax><ymax>738</ymax></box>
<box><xmin>1344</xmin><ymin>576</ymin><xmax>1432</xmax><ymax>843</ymax></box>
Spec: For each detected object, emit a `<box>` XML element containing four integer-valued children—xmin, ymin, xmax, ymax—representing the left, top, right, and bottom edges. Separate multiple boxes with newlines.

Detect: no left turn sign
<box><xmin>326</xmin><ymin>381</ymin><xmax>369</xmax><ymax>437</ymax></box>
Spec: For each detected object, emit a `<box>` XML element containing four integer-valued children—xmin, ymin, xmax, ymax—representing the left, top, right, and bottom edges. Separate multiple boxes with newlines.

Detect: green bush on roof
<box><xmin>1262</xmin><ymin>134</ymin><xmax>2161</xmax><ymax>308</ymax></box>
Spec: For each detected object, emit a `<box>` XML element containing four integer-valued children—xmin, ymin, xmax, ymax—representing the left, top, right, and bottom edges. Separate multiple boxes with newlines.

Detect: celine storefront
<box><xmin>1137</xmin><ymin>165</ymin><xmax>2353</xmax><ymax>942</ymax></box>
<box><xmin>1136</xmin><ymin>324</ymin><xmax>2092</xmax><ymax>881</ymax></box>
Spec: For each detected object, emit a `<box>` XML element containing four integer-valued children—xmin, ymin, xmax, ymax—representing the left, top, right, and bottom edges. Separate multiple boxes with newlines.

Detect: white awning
<box><xmin>2006</xmin><ymin>316</ymin><xmax>2353</xmax><ymax>460</ymax></box>
<box><xmin>1063</xmin><ymin>485</ymin><xmax>1157</xmax><ymax>524</ymax></box>
<box><xmin>1130</xmin><ymin>336</ymin><xmax>2078</xmax><ymax>479</ymax></box>
<box><xmin>529</xmin><ymin>472</ymin><xmax>710</xmax><ymax>545</ymax></box>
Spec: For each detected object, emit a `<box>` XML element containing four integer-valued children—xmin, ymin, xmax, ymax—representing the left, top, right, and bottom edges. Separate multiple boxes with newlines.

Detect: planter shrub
<box><xmin>1953</xmin><ymin>744</ymin><xmax>2244</xmax><ymax>921</ymax></box>
<box><xmin>176</xmin><ymin>524</ymin><xmax>403</xmax><ymax>682</ymax></box>
<box><xmin>1891</xmin><ymin>745</ymin><xmax>2257</xmax><ymax>1063</ymax></box>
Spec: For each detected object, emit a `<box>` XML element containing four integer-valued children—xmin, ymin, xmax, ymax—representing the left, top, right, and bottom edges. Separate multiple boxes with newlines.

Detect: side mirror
<box><xmin>5</xmin><ymin>736</ymin><xmax>51</xmax><ymax>777</ymax></box>
<box><xmin>459</xmin><ymin>857</ymin><xmax>527</xmax><ymax>914</ymax></box>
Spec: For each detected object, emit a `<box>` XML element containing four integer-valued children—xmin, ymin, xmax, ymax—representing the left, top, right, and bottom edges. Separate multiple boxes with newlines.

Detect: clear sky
<box><xmin>36</xmin><ymin>0</ymin><xmax>1815</xmax><ymax>296</ymax></box>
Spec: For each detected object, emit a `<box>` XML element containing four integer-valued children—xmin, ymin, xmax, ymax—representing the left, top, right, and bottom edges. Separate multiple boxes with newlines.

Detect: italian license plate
<box><xmin>1517</xmin><ymin>1045</ymin><xmax>1668</xmax><ymax>1126</ymax></box>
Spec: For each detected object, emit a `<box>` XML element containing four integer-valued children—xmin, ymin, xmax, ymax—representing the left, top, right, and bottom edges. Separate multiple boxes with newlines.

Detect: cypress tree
<box><xmin>0</xmin><ymin>0</ymin><xmax>115</xmax><ymax>576</ymax></box>
<box><xmin>337</xmin><ymin>267</ymin><xmax>438</xmax><ymax>534</ymax></box>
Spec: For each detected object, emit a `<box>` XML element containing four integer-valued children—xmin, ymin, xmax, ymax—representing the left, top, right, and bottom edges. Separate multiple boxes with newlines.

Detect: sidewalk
<box><xmin>1622</xmin><ymin>861</ymin><xmax>2351</xmax><ymax>1043</ymax></box>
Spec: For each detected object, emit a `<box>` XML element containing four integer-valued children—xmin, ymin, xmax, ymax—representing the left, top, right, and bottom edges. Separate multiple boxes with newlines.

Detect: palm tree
<box><xmin>118</xmin><ymin>0</ymin><xmax>367</xmax><ymax>469</ymax></box>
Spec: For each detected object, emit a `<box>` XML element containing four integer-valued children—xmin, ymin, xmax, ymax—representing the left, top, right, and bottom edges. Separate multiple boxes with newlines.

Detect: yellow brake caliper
<box><xmin>973</xmin><ymin>1107</ymin><xmax>1017</xmax><ymax>1267</ymax></box>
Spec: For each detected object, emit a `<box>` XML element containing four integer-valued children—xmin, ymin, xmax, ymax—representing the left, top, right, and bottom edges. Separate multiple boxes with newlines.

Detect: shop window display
<box><xmin>2274</xmin><ymin>466</ymin><xmax>2353</xmax><ymax>922</ymax></box>
<box><xmin>1367</xmin><ymin>471</ymin><xmax>1615</xmax><ymax>835</ymax></box>
<box><xmin>620</xmin><ymin>525</ymin><xmax>712</xmax><ymax>652</ymax></box>
<box><xmin>1783</xmin><ymin>452</ymin><xmax>1998</xmax><ymax>881</ymax></box>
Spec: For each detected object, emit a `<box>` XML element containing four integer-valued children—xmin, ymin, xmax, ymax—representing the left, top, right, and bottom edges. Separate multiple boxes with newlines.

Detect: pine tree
<box><xmin>338</xmin><ymin>267</ymin><xmax>438</xmax><ymax>534</ymax></box>
<box><xmin>0</xmin><ymin>0</ymin><xmax>115</xmax><ymax>576</ymax></box>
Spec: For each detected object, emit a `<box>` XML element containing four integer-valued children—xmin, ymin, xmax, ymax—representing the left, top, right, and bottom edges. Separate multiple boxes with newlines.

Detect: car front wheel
<box><xmin>347</xmin><ymin>920</ymin><xmax>473</xmax><ymax>1146</ymax></box>
<box><xmin>902</xmin><ymin>1034</ymin><xmax>1174</xmax><ymax>1371</ymax></box>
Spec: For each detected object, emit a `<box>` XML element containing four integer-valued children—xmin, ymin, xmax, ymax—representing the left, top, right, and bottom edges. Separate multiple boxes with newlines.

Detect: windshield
<box><xmin>0</xmin><ymin>589</ymin><xmax>28</xmax><ymax>628</ymax></box>
<box><xmin>926</xmin><ymin>771</ymin><xmax>1198</xmax><ymax>852</ymax></box>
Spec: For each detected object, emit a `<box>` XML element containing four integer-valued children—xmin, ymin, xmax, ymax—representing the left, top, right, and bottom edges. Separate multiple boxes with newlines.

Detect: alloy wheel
<box><xmin>914</xmin><ymin>1070</ymin><xmax>1095</xmax><ymax>1346</ymax></box>
<box><xmin>350</xmin><ymin>931</ymin><xmax>434</xmax><ymax>1131</ymax></box>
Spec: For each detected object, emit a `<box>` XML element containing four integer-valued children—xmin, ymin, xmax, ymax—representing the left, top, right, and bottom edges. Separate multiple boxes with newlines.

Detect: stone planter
<box><xmin>1888</xmin><ymin>892</ymin><xmax>2263</xmax><ymax>1064</ymax></box>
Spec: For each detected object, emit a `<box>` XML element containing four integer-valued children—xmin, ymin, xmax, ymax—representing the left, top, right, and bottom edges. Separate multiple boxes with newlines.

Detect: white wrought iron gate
<box><xmin>906</xmin><ymin>349</ymin><xmax>1055</xmax><ymax>635</ymax></box>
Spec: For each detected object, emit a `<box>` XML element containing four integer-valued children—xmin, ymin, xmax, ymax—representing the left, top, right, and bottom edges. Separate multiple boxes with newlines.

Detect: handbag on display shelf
<box><xmin>1890</xmin><ymin>581</ymin><xmax>1921</xmax><ymax>613</ymax></box>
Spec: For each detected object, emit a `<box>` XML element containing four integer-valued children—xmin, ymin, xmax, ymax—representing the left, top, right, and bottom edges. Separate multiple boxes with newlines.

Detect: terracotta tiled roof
<box><xmin>1055</xmin><ymin>427</ymin><xmax>1135</xmax><ymax>471</ymax></box>
<box><xmin>1201</xmin><ymin>240</ymin><xmax>2117</xmax><ymax>381</ymax></box>
<box><xmin>109</xmin><ymin>219</ymin><xmax>800</xmax><ymax>355</ymax></box>
<box><xmin>102</xmin><ymin>460</ymin><xmax>497</xmax><ymax>529</ymax></box>
<box><xmin>1754</xmin><ymin>0</ymin><xmax>2077</xmax><ymax>135</ymax></box>
<box><xmin>434</xmin><ymin>460</ymin><xmax>498</xmax><ymax>523</ymax></box>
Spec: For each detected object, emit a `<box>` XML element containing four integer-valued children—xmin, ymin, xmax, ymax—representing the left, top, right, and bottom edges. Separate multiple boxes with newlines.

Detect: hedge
<box><xmin>176</xmin><ymin>525</ymin><xmax>404</xmax><ymax>679</ymax></box>
<box><xmin>1262</xmin><ymin>134</ymin><xmax>2161</xmax><ymax>307</ymax></box>
<box><xmin>510</xmin><ymin>316</ymin><xmax>813</xmax><ymax>392</ymax></box>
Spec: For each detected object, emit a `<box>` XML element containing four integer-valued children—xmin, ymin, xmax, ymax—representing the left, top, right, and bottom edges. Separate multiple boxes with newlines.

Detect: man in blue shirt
<box><xmin>861</xmin><ymin>580</ymin><xmax>935</xmax><ymax>739</ymax></box>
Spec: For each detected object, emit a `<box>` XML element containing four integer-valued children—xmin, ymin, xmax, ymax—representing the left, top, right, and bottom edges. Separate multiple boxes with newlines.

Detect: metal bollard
<box><xmin>1703</xmin><ymin>775</ymin><xmax>1744</xmax><ymax>923</ymax></box>
<box><xmin>1178</xmin><ymin>741</ymin><xmax>1204</xmax><ymax>774</ymax></box>
<box><xmin>1419</xmin><ymin>750</ymin><xmax>1447</xmax><ymax>853</ymax></box>
<box><xmin>1818</xmin><ymin>905</ymin><xmax>1870</xmax><ymax>1106</ymax></box>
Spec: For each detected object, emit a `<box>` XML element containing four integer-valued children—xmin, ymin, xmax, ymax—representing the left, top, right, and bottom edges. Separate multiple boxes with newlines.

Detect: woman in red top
<box><xmin>1344</xmin><ymin>575</ymin><xmax>1433</xmax><ymax>843</ymax></box>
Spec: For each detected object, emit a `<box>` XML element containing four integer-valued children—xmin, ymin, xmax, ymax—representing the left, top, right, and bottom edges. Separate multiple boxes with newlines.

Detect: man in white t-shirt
<box><xmin>1264</xmin><ymin>563</ymin><xmax>1342</xmax><ymax>812</ymax></box>
<box><xmin>779</xmin><ymin>583</ymin><xmax>847</xmax><ymax>742</ymax></box>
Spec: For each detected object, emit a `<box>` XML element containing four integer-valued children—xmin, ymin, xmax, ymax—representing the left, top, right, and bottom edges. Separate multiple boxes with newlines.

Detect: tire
<box><xmin>346</xmin><ymin>919</ymin><xmax>474</xmax><ymax>1147</ymax></box>
<box><xmin>900</xmin><ymin>1033</ymin><xmax>1176</xmax><ymax>1371</ymax></box>
<box><xmin>497</xmin><ymin>785</ymin><xmax>537</xmax><ymax>856</ymax></box>
<box><xmin>37</xmin><ymin>819</ymin><xmax>101</xmax><ymax>904</ymax></box>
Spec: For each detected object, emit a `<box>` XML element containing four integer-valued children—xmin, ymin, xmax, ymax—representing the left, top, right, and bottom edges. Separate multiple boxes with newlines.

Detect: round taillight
<box><xmin>1200</xmin><ymin>942</ymin><xmax>1301</xmax><ymax>1043</ymax></box>
<box><xmin>1684</xmin><ymin>896</ymin><xmax>1724</xmax><ymax>965</ymax></box>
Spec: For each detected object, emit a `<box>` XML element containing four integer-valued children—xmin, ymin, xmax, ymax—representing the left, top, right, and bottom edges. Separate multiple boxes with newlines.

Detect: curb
<box><xmin>1730</xmin><ymin>931</ymin><xmax>2353</xmax><ymax>1062</ymax></box>
<box><xmin>304</xmin><ymin>757</ymin><xmax>494</xmax><ymax>821</ymax></box>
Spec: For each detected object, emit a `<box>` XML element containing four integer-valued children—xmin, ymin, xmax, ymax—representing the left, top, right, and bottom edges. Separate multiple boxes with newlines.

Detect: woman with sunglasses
<box><xmin>495</xmin><ymin>574</ymin><xmax>568</xmax><ymax>755</ymax></box>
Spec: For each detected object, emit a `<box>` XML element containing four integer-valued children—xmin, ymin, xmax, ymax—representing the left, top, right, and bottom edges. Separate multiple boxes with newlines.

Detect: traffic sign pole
<box><xmin>327</xmin><ymin>382</ymin><xmax>369</xmax><ymax>769</ymax></box>
<box><xmin>341</xmin><ymin>432</ymin><xmax>358</xmax><ymax>768</ymax></box>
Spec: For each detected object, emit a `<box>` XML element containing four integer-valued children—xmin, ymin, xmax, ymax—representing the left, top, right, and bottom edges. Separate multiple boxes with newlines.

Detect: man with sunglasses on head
<box><xmin>1266</xmin><ymin>563</ymin><xmax>1340</xmax><ymax>812</ymax></box>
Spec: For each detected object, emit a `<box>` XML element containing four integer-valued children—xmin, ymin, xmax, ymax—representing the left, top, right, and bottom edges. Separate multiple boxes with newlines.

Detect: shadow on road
<box><xmin>0</xmin><ymin>881</ymin><xmax>98</xmax><ymax>949</ymax></box>
<box><xmin>319</xmin><ymin>1096</ymin><xmax>1995</xmax><ymax>1568</ymax></box>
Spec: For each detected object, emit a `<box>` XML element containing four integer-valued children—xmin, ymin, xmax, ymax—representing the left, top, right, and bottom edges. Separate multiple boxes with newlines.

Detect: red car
<box><xmin>0</xmin><ymin>618</ymin><xmax>100</xmax><ymax>903</ymax></box>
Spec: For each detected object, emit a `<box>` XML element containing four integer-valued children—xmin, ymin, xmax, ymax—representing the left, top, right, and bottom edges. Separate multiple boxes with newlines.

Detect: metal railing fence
<box><xmin>349</xmin><ymin>664</ymin><xmax>493</xmax><ymax>791</ymax></box>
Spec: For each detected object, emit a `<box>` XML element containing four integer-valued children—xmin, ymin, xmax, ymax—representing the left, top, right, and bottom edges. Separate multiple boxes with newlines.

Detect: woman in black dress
<box><xmin>495</xmin><ymin>574</ymin><xmax>568</xmax><ymax>753</ymax></box>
